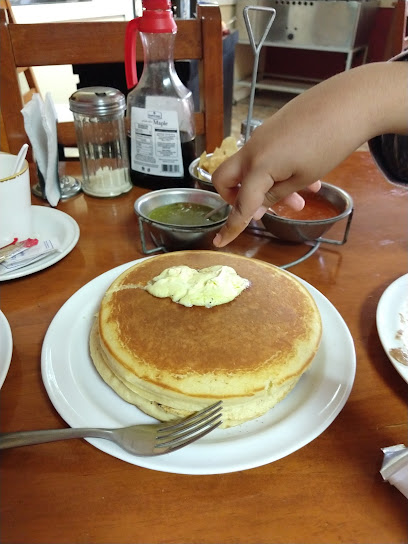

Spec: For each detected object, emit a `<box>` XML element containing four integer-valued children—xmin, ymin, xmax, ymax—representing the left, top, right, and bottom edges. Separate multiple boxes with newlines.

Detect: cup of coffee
<box><xmin>0</xmin><ymin>152</ymin><xmax>33</xmax><ymax>247</ymax></box>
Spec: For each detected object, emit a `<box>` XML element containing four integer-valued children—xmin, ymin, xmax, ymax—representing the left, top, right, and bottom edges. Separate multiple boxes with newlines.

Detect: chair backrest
<box><xmin>384</xmin><ymin>0</ymin><xmax>408</xmax><ymax>59</ymax></box>
<box><xmin>0</xmin><ymin>3</ymin><xmax>224</xmax><ymax>161</ymax></box>
<box><xmin>1</xmin><ymin>0</ymin><xmax>42</xmax><ymax>105</ymax></box>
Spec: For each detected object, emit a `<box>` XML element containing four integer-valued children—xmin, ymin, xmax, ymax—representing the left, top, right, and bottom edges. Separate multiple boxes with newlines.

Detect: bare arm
<box><xmin>212</xmin><ymin>61</ymin><xmax>408</xmax><ymax>247</ymax></box>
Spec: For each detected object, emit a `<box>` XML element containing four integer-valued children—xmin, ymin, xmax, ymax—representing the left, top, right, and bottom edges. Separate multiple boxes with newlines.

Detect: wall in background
<box><xmin>233</xmin><ymin>4</ymin><xmax>396</xmax><ymax>100</ymax></box>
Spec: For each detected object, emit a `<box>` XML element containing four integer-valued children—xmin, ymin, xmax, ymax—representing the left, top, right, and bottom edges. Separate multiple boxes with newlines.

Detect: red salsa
<box><xmin>271</xmin><ymin>190</ymin><xmax>341</xmax><ymax>220</ymax></box>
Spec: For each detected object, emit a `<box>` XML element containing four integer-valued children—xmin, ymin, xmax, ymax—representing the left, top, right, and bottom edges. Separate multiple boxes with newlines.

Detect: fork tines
<box><xmin>155</xmin><ymin>401</ymin><xmax>222</xmax><ymax>453</ymax></box>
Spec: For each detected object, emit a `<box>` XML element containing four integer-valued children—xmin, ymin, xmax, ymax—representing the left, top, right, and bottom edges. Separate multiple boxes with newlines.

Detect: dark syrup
<box><xmin>128</xmin><ymin>137</ymin><xmax>196</xmax><ymax>190</ymax></box>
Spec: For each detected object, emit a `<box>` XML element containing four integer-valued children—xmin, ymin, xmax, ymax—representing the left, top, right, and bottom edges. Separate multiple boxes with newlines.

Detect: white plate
<box><xmin>41</xmin><ymin>260</ymin><xmax>356</xmax><ymax>475</ymax></box>
<box><xmin>0</xmin><ymin>206</ymin><xmax>80</xmax><ymax>281</ymax></box>
<box><xmin>377</xmin><ymin>274</ymin><xmax>408</xmax><ymax>383</ymax></box>
<box><xmin>0</xmin><ymin>311</ymin><xmax>13</xmax><ymax>389</ymax></box>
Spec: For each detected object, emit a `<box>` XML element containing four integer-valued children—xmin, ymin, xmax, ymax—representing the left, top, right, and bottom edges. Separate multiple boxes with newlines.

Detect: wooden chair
<box><xmin>0</xmin><ymin>3</ymin><xmax>224</xmax><ymax>161</ymax></box>
<box><xmin>384</xmin><ymin>0</ymin><xmax>408</xmax><ymax>59</ymax></box>
<box><xmin>1</xmin><ymin>0</ymin><xmax>42</xmax><ymax>103</ymax></box>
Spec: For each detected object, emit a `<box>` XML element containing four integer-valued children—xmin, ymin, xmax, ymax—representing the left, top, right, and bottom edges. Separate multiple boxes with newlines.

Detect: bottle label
<box><xmin>130</xmin><ymin>107</ymin><xmax>184</xmax><ymax>177</ymax></box>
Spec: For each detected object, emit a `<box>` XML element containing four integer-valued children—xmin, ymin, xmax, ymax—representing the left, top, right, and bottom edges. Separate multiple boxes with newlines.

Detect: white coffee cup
<box><xmin>0</xmin><ymin>152</ymin><xmax>33</xmax><ymax>247</ymax></box>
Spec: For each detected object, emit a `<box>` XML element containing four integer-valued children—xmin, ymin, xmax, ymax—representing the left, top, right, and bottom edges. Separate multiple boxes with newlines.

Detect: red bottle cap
<box><xmin>125</xmin><ymin>0</ymin><xmax>177</xmax><ymax>89</ymax></box>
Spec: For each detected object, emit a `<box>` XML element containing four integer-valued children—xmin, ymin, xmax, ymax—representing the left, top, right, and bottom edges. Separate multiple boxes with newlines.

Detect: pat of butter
<box><xmin>145</xmin><ymin>265</ymin><xmax>250</xmax><ymax>307</ymax></box>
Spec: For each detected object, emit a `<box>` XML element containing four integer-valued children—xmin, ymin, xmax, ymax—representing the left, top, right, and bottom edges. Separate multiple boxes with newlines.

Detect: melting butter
<box><xmin>145</xmin><ymin>265</ymin><xmax>250</xmax><ymax>308</ymax></box>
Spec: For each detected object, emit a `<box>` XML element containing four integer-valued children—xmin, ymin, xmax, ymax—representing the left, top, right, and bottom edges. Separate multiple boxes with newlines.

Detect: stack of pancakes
<box><xmin>90</xmin><ymin>251</ymin><xmax>322</xmax><ymax>427</ymax></box>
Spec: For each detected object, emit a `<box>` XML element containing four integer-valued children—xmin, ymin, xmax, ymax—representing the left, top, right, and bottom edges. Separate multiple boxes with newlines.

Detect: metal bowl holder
<box><xmin>141</xmin><ymin>6</ymin><xmax>353</xmax><ymax>267</ymax></box>
<box><xmin>139</xmin><ymin>217</ymin><xmax>170</xmax><ymax>255</ymax></box>
<box><xmin>241</xmin><ymin>6</ymin><xmax>353</xmax><ymax>269</ymax></box>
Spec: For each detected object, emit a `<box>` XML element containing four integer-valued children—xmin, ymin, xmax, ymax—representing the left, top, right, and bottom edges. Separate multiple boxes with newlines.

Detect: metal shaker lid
<box><xmin>69</xmin><ymin>87</ymin><xmax>126</xmax><ymax>116</ymax></box>
<box><xmin>240</xmin><ymin>118</ymin><xmax>263</xmax><ymax>136</ymax></box>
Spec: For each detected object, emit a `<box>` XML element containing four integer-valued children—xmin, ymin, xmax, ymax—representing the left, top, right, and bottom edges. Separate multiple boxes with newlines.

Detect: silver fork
<box><xmin>0</xmin><ymin>401</ymin><xmax>222</xmax><ymax>456</ymax></box>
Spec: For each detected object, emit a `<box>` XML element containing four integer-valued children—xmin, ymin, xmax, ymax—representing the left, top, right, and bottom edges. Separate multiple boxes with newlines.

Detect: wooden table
<box><xmin>1</xmin><ymin>151</ymin><xmax>407</xmax><ymax>544</ymax></box>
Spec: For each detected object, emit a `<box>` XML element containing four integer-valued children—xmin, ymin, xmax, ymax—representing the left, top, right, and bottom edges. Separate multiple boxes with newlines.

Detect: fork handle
<box><xmin>0</xmin><ymin>427</ymin><xmax>113</xmax><ymax>450</ymax></box>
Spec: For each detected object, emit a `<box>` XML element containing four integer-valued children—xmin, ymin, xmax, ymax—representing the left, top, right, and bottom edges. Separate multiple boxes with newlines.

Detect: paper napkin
<box><xmin>21</xmin><ymin>93</ymin><xmax>61</xmax><ymax>207</ymax></box>
<box><xmin>380</xmin><ymin>444</ymin><xmax>408</xmax><ymax>498</ymax></box>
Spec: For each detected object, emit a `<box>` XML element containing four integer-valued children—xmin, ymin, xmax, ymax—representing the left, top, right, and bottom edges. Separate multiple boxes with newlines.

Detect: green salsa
<box><xmin>148</xmin><ymin>202</ymin><xmax>222</xmax><ymax>226</ymax></box>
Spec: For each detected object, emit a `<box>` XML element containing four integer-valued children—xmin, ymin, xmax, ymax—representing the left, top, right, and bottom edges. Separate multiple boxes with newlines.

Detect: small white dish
<box><xmin>376</xmin><ymin>274</ymin><xmax>408</xmax><ymax>383</ymax></box>
<box><xmin>0</xmin><ymin>310</ymin><xmax>13</xmax><ymax>389</ymax></box>
<box><xmin>0</xmin><ymin>206</ymin><xmax>80</xmax><ymax>281</ymax></box>
<box><xmin>41</xmin><ymin>259</ymin><xmax>356</xmax><ymax>475</ymax></box>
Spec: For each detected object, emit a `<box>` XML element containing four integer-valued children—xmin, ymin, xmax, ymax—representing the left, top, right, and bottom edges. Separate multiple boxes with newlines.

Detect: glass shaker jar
<box><xmin>69</xmin><ymin>87</ymin><xmax>132</xmax><ymax>197</ymax></box>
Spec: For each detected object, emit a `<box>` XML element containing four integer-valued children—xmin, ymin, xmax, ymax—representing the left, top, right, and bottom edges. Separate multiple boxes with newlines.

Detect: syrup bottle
<box><xmin>125</xmin><ymin>0</ymin><xmax>196</xmax><ymax>190</ymax></box>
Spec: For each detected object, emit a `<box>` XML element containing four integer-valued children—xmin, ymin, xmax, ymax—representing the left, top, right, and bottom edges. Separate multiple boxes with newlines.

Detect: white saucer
<box><xmin>0</xmin><ymin>310</ymin><xmax>13</xmax><ymax>389</ymax></box>
<box><xmin>0</xmin><ymin>206</ymin><xmax>80</xmax><ymax>281</ymax></box>
<box><xmin>377</xmin><ymin>274</ymin><xmax>408</xmax><ymax>383</ymax></box>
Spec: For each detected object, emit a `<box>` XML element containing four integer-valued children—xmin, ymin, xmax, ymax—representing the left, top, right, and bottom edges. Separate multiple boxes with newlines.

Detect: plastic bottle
<box><xmin>125</xmin><ymin>0</ymin><xmax>196</xmax><ymax>190</ymax></box>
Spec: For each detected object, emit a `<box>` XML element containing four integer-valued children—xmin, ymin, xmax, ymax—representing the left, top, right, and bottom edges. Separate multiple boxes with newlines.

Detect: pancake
<box><xmin>90</xmin><ymin>251</ymin><xmax>322</xmax><ymax>427</ymax></box>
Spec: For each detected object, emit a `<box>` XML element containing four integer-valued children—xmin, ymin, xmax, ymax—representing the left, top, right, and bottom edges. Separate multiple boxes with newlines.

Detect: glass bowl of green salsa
<box><xmin>134</xmin><ymin>188</ymin><xmax>230</xmax><ymax>254</ymax></box>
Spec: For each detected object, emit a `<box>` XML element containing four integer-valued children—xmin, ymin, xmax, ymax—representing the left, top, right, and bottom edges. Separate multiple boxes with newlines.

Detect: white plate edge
<box><xmin>376</xmin><ymin>273</ymin><xmax>408</xmax><ymax>383</ymax></box>
<box><xmin>0</xmin><ymin>310</ymin><xmax>13</xmax><ymax>389</ymax></box>
<box><xmin>0</xmin><ymin>206</ymin><xmax>80</xmax><ymax>281</ymax></box>
<box><xmin>40</xmin><ymin>258</ymin><xmax>356</xmax><ymax>474</ymax></box>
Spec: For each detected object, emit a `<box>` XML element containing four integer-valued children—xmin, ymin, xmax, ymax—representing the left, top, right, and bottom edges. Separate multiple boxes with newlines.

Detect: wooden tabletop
<box><xmin>1</xmin><ymin>151</ymin><xmax>407</xmax><ymax>544</ymax></box>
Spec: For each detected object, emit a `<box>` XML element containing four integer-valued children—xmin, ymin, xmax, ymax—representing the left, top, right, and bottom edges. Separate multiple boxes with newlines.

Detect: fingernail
<box><xmin>213</xmin><ymin>233</ymin><xmax>222</xmax><ymax>247</ymax></box>
<box><xmin>253</xmin><ymin>206</ymin><xmax>267</xmax><ymax>221</ymax></box>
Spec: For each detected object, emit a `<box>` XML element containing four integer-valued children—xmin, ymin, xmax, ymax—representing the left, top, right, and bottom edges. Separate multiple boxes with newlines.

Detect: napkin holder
<box><xmin>22</xmin><ymin>93</ymin><xmax>81</xmax><ymax>204</ymax></box>
<box><xmin>31</xmin><ymin>163</ymin><xmax>82</xmax><ymax>201</ymax></box>
<box><xmin>30</xmin><ymin>129</ymin><xmax>81</xmax><ymax>202</ymax></box>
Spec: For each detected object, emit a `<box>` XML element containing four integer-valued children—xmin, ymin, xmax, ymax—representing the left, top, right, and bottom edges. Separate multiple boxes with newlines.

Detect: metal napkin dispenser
<box><xmin>236</xmin><ymin>0</ymin><xmax>379</xmax><ymax>50</ymax></box>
